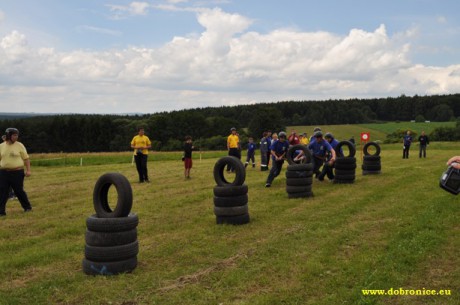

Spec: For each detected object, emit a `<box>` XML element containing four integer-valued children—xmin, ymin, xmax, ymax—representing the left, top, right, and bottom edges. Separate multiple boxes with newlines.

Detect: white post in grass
<box><xmin>80</xmin><ymin>158</ymin><xmax>83</xmax><ymax>166</ymax></box>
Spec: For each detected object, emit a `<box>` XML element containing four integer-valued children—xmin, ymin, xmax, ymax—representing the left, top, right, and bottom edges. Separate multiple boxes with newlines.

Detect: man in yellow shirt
<box><xmin>131</xmin><ymin>127</ymin><xmax>152</xmax><ymax>183</ymax></box>
<box><xmin>0</xmin><ymin>128</ymin><xmax>32</xmax><ymax>216</ymax></box>
<box><xmin>227</xmin><ymin>127</ymin><xmax>240</xmax><ymax>172</ymax></box>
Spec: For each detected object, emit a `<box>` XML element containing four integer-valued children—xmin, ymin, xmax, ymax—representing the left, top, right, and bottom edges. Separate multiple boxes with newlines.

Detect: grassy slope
<box><xmin>0</xmin><ymin>144</ymin><xmax>459</xmax><ymax>305</ymax></box>
<box><xmin>289</xmin><ymin>121</ymin><xmax>456</xmax><ymax>143</ymax></box>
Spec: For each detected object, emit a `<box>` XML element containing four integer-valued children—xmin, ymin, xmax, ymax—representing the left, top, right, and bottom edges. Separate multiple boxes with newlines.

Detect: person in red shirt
<box><xmin>288</xmin><ymin>129</ymin><xmax>300</xmax><ymax>146</ymax></box>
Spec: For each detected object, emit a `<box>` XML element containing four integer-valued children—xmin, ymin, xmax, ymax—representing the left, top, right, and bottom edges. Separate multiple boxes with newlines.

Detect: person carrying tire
<box><xmin>0</xmin><ymin>128</ymin><xmax>33</xmax><ymax>217</ymax></box>
<box><xmin>130</xmin><ymin>127</ymin><xmax>152</xmax><ymax>183</ymax></box>
<box><xmin>402</xmin><ymin>130</ymin><xmax>413</xmax><ymax>159</ymax></box>
<box><xmin>308</xmin><ymin>131</ymin><xmax>336</xmax><ymax>178</ymax></box>
<box><xmin>265</xmin><ymin>132</ymin><xmax>289</xmax><ymax>187</ymax></box>
<box><xmin>227</xmin><ymin>127</ymin><xmax>240</xmax><ymax>172</ymax></box>
<box><xmin>317</xmin><ymin>132</ymin><xmax>340</xmax><ymax>181</ymax></box>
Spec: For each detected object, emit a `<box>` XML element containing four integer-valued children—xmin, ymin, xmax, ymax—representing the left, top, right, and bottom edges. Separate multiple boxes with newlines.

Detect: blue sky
<box><xmin>1</xmin><ymin>0</ymin><xmax>459</xmax><ymax>114</ymax></box>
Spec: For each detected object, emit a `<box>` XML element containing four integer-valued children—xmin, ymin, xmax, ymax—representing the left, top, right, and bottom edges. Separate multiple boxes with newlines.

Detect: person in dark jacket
<box><xmin>317</xmin><ymin>133</ymin><xmax>340</xmax><ymax>181</ymax></box>
<box><xmin>265</xmin><ymin>132</ymin><xmax>289</xmax><ymax>187</ymax></box>
<box><xmin>260</xmin><ymin>132</ymin><xmax>269</xmax><ymax>171</ymax></box>
<box><xmin>183</xmin><ymin>135</ymin><xmax>194</xmax><ymax>178</ymax></box>
<box><xmin>308</xmin><ymin>131</ymin><xmax>336</xmax><ymax>177</ymax></box>
<box><xmin>402</xmin><ymin>130</ymin><xmax>413</xmax><ymax>159</ymax></box>
<box><xmin>418</xmin><ymin>131</ymin><xmax>429</xmax><ymax>158</ymax></box>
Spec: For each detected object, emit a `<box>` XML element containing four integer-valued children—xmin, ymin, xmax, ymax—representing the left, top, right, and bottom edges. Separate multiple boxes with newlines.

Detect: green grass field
<box><xmin>1</xmin><ymin>142</ymin><xmax>459</xmax><ymax>305</ymax></box>
<box><xmin>288</xmin><ymin>121</ymin><xmax>455</xmax><ymax>143</ymax></box>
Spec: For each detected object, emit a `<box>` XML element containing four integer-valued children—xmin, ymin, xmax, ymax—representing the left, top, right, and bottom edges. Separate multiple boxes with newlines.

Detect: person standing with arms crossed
<box><xmin>0</xmin><ymin>128</ymin><xmax>32</xmax><ymax>216</ymax></box>
<box><xmin>131</xmin><ymin>127</ymin><xmax>152</xmax><ymax>183</ymax></box>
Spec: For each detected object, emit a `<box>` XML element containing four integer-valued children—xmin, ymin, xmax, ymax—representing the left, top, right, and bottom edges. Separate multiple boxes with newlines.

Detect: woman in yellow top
<box><xmin>131</xmin><ymin>127</ymin><xmax>152</xmax><ymax>183</ymax></box>
<box><xmin>0</xmin><ymin>128</ymin><xmax>32</xmax><ymax>216</ymax></box>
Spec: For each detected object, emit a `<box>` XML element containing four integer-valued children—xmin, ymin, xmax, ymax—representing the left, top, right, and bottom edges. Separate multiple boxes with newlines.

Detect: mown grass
<box><xmin>0</xmin><ymin>143</ymin><xmax>459</xmax><ymax>305</ymax></box>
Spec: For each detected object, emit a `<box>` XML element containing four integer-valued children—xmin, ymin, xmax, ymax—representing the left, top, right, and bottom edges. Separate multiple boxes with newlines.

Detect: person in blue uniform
<box><xmin>308</xmin><ymin>131</ymin><xmax>336</xmax><ymax>178</ymax></box>
<box><xmin>260</xmin><ymin>132</ymin><xmax>269</xmax><ymax>171</ymax></box>
<box><xmin>403</xmin><ymin>130</ymin><xmax>413</xmax><ymax>159</ymax></box>
<box><xmin>265</xmin><ymin>132</ymin><xmax>289</xmax><ymax>187</ymax></box>
<box><xmin>317</xmin><ymin>133</ymin><xmax>340</xmax><ymax>181</ymax></box>
<box><xmin>245</xmin><ymin>137</ymin><xmax>256</xmax><ymax>168</ymax></box>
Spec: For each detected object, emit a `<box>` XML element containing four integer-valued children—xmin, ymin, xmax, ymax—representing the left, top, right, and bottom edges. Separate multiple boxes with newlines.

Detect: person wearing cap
<box><xmin>0</xmin><ymin>128</ymin><xmax>33</xmax><ymax>216</ymax></box>
<box><xmin>131</xmin><ymin>127</ymin><xmax>152</xmax><ymax>183</ymax></box>
<box><xmin>309</xmin><ymin>127</ymin><xmax>322</xmax><ymax>143</ymax></box>
<box><xmin>308</xmin><ymin>131</ymin><xmax>336</xmax><ymax>178</ymax></box>
<box><xmin>265</xmin><ymin>131</ymin><xmax>289</xmax><ymax>187</ymax></box>
<box><xmin>260</xmin><ymin>132</ymin><xmax>269</xmax><ymax>171</ymax></box>
<box><xmin>227</xmin><ymin>127</ymin><xmax>240</xmax><ymax>172</ymax></box>
<box><xmin>317</xmin><ymin>133</ymin><xmax>340</xmax><ymax>181</ymax></box>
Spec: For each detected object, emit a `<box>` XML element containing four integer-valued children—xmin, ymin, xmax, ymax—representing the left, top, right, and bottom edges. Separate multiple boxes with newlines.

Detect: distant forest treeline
<box><xmin>1</xmin><ymin>94</ymin><xmax>459</xmax><ymax>153</ymax></box>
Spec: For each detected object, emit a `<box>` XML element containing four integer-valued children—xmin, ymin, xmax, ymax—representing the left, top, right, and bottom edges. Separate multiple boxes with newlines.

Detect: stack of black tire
<box><xmin>334</xmin><ymin>141</ymin><xmax>357</xmax><ymax>184</ymax></box>
<box><xmin>213</xmin><ymin>156</ymin><xmax>250</xmax><ymax>225</ymax></box>
<box><xmin>285</xmin><ymin>144</ymin><xmax>314</xmax><ymax>198</ymax></box>
<box><xmin>83</xmin><ymin>173</ymin><xmax>139</xmax><ymax>275</ymax></box>
<box><xmin>362</xmin><ymin>142</ymin><xmax>382</xmax><ymax>175</ymax></box>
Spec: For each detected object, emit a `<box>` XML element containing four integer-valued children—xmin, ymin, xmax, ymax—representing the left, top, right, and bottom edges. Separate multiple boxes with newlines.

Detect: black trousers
<box><xmin>419</xmin><ymin>145</ymin><xmax>427</xmax><ymax>158</ymax></box>
<box><xmin>227</xmin><ymin>148</ymin><xmax>240</xmax><ymax>171</ymax></box>
<box><xmin>318</xmin><ymin>161</ymin><xmax>334</xmax><ymax>181</ymax></box>
<box><xmin>266</xmin><ymin>159</ymin><xmax>285</xmax><ymax>184</ymax></box>
<box><xmin>403</xmin><ymin>146</ymin><xmax>410</xmax><ymax>159</ymax></box>
<box><xmin>134</xmin><ymin>154</ymin><xmax>149</xmax><ymax>182</ymax></box>
<box><xmin>0</xmin><ymin>170</ymin><xmax>32</xmax><ymax>215</ymax></box>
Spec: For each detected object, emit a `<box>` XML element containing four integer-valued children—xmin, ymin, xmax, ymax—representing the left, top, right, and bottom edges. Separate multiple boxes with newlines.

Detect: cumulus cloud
<box><xmin>0</xmin><ymin>8</ymin><xmax>459</xmax><ymax>113</ymax></box>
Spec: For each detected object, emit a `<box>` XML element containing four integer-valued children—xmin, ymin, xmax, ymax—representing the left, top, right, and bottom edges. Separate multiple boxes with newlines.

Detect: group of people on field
<box><xmin>402</xmin><ymin>130</ymin><xmax>430</xmax><ymax>159</ymax></box>
<box><xmin>0</xmin><ymin>125</ymin><xmax>455</xmax><ymax>217</ymax></box>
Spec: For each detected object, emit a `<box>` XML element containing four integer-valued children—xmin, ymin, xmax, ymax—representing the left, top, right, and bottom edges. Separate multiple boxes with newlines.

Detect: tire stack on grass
<box><xmin>362</xmin><ymin>142</ymin><xmax>382</xmax><ymax>175</ymax></box>
<box><xmin>83</xmin><ymin>173</ymin><xmax>139</xmax><ymax>275</ymax></box>
<box><xmin>213</xmin><ymin>156</ymin><xmax>250</xmax><ymax>225</ymax></box>
<box><xmin>334</xmin><ymin>141</ymin><xmax>357</xmax><ymax>184</ymax></box>
<box><xmin>285</xmin><ymin>144</ymin><xmax>314</xmax><ymax>198</ymax></box>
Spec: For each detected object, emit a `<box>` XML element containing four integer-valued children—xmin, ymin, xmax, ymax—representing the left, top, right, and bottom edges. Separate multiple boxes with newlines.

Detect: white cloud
<box><xmin>106</xmin><ymin>2</ymin><xmax>150</xmax><ymax>19</ymax></box>
<box><xmin>76</xmin><ymin>25</ymin><xmax>122</xmax><ymax>36</ymax></box>
<box><xmin>0</xmin><ymin>10</ymin><xmax>5</xmax><ymax>23</ymax></box>
<box><xmin>1</xmin><ymin>8</ymin><xmax>459</xmax><ymax>114</ymax></box>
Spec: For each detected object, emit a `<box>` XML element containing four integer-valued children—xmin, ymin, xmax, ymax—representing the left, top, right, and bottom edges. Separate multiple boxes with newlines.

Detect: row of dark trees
<box><xmin>0</xmin><ymin>94</ymin><xmax>459</xmax><ymax>153</ymax></box>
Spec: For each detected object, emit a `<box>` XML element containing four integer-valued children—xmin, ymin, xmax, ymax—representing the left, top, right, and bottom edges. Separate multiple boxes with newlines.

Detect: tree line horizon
<box><xmin>1</xmin><ymin>94</ymin><xmax>459</xmax><ymax>153</ymax></box>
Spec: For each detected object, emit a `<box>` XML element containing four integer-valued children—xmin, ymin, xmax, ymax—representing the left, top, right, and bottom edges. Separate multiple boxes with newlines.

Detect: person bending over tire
<box><xmin>308</xmin><ymin>131</ymin><xmax>336</xmax><ymax>178</ymax></box>
<box><xmin>317</xmin><ymin>133</ymin><xmax>340</xmax><ymax>181</ymax></box>
<box><xmin>265</xmin><ymin>132</ymin><xmax>289</xmax><ymax>187</ymax></box>
<box><xmin>0</xmin><ymin>128</ymin><xmax>33</xmax><ymax>216</ymax></box>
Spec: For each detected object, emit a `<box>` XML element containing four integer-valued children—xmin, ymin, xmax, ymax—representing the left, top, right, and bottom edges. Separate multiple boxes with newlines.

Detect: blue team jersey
<box><xmin>247</xmin><ymin>143</ymin><xmax>256</xmax><ymax>153</ymax></box>
<box><xmin>403</xmin><ymin>135</ymin><xmax>413</xmax><ymax>146</ymax></box>
<box><xmin>308</xmin><ymin>139</ymin><xmax>333</xmax><ymax>157</ymax></box>
<box><xmin>270</xmin><ymin>140</ymin><xmax>289</xmax><ymax>156</ymax></box>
